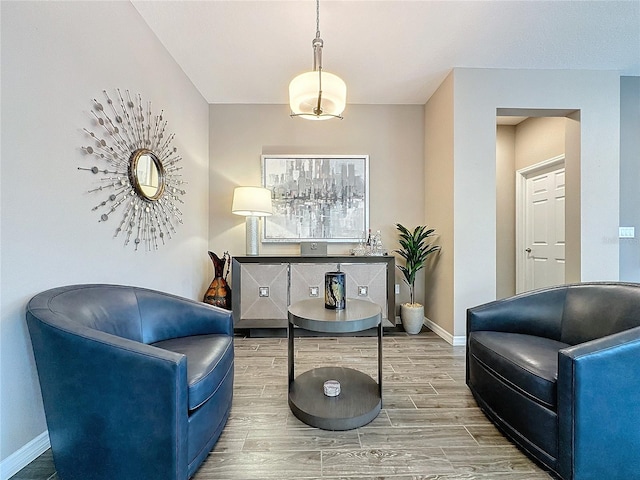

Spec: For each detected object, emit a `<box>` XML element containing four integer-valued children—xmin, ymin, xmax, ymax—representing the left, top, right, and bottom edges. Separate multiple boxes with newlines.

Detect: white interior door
<box><xmin>516</xmin><ymin>156</ymin><xmax>565</xmax><ymax>293</ymax></box>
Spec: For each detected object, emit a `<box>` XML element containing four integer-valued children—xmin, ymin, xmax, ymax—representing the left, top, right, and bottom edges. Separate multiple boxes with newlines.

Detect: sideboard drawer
<box><xmin>290</xmin><ymin>262</ymin><xmax>337</xmax><ymax>305</ymax></box>
<box><xmin>238</xmin><ymin>263</ymin><xmax>288</xmax><ymax>323</ymax></box>
<box><xmin>340</xmin><ymin>263</ymin><xmax>388</xmax><ymax>320</ymax></box>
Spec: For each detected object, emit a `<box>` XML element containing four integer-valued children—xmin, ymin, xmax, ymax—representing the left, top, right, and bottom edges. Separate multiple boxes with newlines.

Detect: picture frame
<box><xmin>261</xmin><ymin>154</ymin><xmax>369</xmax><ymax>243</ymax></box>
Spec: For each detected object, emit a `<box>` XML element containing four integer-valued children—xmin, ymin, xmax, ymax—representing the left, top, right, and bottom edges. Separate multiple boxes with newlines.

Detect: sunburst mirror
<box><xmin>79</xmin><ymin>89</ymin><xmax>186</xmax><ymax>251</ymax></box>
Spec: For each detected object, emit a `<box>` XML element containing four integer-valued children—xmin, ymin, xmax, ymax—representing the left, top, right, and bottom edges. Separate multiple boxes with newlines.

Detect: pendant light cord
<box><xmin>314</xmin><ymin>0</ymin><xmax>323</xmax><ymax>115</ymax></box>
<box><xmin>316</xmin><ymin>0</ymin><xmax>321</xmax><ymax>39</ymax></box>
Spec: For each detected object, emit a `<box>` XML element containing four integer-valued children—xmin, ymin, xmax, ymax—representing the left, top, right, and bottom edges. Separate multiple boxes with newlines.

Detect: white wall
<box><xmin>208</xmin><ymin>104</ymin><xmax>425</xmax><ymax>307</ymax></box>
<box><xmin>0</xmin><ymin>1</ymin><xmax>210</xmax><ymax>474</ymax></box>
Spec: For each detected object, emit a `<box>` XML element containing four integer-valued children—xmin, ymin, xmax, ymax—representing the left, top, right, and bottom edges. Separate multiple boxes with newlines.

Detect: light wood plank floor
<box><xmin>195</xmin><ymin>329</ymin><xmax>553</xmax><ymax>480</ymax></box>
<box><xmin>12</xmin><ymin>329</ymin><xmax>554</xmax><ymax>480</ymax></box>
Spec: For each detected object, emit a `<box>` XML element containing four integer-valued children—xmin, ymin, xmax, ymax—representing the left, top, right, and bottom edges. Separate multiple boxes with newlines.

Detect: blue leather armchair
<box><xmin>26</xmin><ymin>284</ymin><xmax>234</xmax><ymax>480</ymax></box>
<box><xmin>467</xmin><ymin>282</ymin><xmax>640</xmax><ymax>480</ymax></box>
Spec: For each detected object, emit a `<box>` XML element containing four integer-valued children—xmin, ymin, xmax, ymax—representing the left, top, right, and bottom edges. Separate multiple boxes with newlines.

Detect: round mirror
<box><xmin>128</xmin><ymin>149</ymin><xmax>165</xmax><ymax>201</ymax></box>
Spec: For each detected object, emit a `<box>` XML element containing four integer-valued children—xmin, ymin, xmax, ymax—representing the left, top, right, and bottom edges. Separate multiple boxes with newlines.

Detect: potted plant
<box><xmin>395</xmin><ymin>223</ymin><xmax>441</xmax><ymax>334</ymax></box>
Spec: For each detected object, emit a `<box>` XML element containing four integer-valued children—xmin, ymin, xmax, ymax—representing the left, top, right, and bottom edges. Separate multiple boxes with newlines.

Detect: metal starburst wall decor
<box><xmin>79</xmin><ymin>89</ymin><xmax>186</xmax><ymax>251</ymax></box>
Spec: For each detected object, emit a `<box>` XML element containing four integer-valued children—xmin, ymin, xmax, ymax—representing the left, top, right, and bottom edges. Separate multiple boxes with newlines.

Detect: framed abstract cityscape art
<box><xmin>261</xmin><ymin>154</ymin><xmax>369</xmax><ymax>243</ymax></box>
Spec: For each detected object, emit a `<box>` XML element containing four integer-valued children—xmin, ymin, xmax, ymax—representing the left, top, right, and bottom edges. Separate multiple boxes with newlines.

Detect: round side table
<box><xmin>287</xmin><ymin>298</ymin><xmax>382</xmax><ymax>430</ymax></box>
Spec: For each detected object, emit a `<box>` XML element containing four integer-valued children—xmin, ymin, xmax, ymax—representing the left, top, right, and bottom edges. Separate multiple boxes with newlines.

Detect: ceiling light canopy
<box><xmin>289</xmin><ymin>0</ymin><xmax>346</xmax><ymax>120</ymax></box>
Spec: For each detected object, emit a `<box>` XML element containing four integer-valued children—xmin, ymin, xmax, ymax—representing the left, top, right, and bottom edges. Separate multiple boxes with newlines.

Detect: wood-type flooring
<box><xmin>12</xmin><ymin>329</ymin><xmax>553</xmax><ymax>480</ymax></box>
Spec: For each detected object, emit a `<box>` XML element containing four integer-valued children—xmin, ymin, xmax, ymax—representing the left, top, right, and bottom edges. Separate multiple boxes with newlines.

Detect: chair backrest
<box><xmin>27</xmin><ymin>284</ymin><xmax>144</xmax><ymax>342</ymax></box>
<box><xmin>560</xmin><ymin>282</ymin><xmax>640</xmax><ymax>345</ymax></box>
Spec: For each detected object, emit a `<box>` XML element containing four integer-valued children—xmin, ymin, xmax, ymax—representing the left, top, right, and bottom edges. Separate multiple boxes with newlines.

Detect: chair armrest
<box><xmin>557</xmin><ymin>326</ymin><xmax>640</xmax><ymax>480</ymax></box>
<box><xmin>467</xmin><ymin>286</ymin><xmax>566</xmax><ymax>340</ymax></box>
<box><xmin>136</xmin><ymin>289</ymin><xmax>233</xmax><ymax>342</ymax></box>
<box><xmin>27</xmin><ymin>312</ymin><xmax>190</xmax><ymax>479</ymax></box>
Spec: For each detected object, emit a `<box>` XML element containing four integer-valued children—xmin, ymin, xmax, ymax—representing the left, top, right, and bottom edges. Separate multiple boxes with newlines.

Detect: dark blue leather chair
<box><xmin>467</xmin><ymin>282</ymin><xmax>640</xmax><ymax>480</ymax></box>
<box><xmin>26</xmin><ymin>284</ymin><xmax>234</xmax><ymax>480</ymax></box>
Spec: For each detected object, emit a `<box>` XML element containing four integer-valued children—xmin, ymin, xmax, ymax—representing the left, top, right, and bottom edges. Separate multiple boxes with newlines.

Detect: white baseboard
<box><xmin>423</xmin><ymin>317</ymin><xmax>466</xmax><ymax>346</ymax></box>
<box><xmin>0</xmin><ymin>431</ymin><xmax>50</xmax><ymax>480</ymax></box>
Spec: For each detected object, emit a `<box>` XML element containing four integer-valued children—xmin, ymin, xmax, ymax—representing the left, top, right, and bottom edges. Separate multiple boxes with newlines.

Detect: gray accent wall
<box><xmin>620</xmin><ymin>77</ymin><xmax>640</xmax><ymax>281</ymax></box>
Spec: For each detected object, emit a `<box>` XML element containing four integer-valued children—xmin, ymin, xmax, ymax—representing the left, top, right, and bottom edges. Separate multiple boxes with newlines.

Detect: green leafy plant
<box><xmin>394</xmin><ymin>223</ymin><xmax>441</xmax><ymax>305</ymax></box>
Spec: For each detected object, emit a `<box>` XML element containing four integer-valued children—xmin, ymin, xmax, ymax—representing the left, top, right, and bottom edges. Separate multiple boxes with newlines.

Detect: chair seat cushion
<box><xmin>469</xmin><ymin>331</ymin><xmax>570</xmax><ymax>409</ymax></box>
<box><xmin>152</xmin><ymin>334</ymin><xmax>234</xmax><ymax>411</ymax></box>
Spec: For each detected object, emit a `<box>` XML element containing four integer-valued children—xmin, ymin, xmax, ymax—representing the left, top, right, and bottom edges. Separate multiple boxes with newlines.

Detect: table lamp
<box><xmin>232</xmin><ymin>186</ymin><xmax>273</xmax><ymax>256</ymax></box>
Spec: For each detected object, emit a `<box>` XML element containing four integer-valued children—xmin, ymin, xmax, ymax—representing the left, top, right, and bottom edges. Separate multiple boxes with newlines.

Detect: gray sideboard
<box><xmin>231</xmin><ymin>255</ymin><xmax>396</xmax><ymax>330</ymax></box>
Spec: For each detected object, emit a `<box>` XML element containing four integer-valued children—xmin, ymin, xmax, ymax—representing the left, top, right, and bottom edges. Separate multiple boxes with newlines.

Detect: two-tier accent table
<box><xmin>287</xmin><ymin>298</ymin><xmax>382</xmax><ymax>430</ymax></box>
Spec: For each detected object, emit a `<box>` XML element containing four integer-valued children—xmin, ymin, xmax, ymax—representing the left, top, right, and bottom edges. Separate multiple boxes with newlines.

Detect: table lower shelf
<box><xmin>288</xmin><ymin>366</ymin><xmax>382</xmax><ymax>431</ymax></box>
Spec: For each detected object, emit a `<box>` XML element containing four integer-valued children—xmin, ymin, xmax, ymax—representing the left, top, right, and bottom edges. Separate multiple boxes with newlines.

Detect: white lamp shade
<box><xmin>232</xmin><ymin>187</ymin><xmax>273</xmax><ymax>216</ymax></box>
<box><xmin>289</xmin><ymin>70</ymin><xmax>346</xmax><ymax>120</ymax></box>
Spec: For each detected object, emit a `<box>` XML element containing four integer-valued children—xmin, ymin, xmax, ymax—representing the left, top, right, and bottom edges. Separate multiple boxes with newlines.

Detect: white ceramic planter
<box><xmin>400</xmin><ymin>303</ymin><xmax>424</xmax><ymax>334</ymax></box>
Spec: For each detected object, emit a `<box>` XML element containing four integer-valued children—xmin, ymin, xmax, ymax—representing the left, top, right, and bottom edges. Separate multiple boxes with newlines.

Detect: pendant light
<box><xmin>289</xmin><ymin>0</ymin><xmax>346</xmax><ymax>120</ymax></box>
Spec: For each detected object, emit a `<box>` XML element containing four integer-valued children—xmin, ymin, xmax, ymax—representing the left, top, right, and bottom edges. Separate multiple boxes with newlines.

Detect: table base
<box><xmin>288</xmin><ymin>366</ymin><xmax>382</xmax><ymax>431</ymax></box>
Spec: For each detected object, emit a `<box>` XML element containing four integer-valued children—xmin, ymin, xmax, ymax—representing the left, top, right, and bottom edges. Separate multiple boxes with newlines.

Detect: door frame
<box><xmin>515</xmin><ymin>154</ymin><xmax>565</xmax><ymax>293</ymax></box>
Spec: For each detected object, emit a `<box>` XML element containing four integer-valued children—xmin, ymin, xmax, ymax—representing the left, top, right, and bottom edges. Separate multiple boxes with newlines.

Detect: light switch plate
<box><xmin>358</xmin><ymin>286</ymin><xmax>368</xmax><ymax>296</ymax></box>
<box><xmin>619</xmin><ymin>226</ymin><xmax>635</xmax><ymax>238</ymax></box>
<box><xmin>258</xmin><ymin>287</ymin><xmax>270</xmax><ymax>297</ymax></box>
<box><xmin>309</xmin><ymin>286</ymin><xmax>319</xmax><ymax>297</ymax></box>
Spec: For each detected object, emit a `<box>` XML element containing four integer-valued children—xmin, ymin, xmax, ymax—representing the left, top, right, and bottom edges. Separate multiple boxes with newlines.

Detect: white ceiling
<box><xmin>132</xmin><ymin>0</ymin><xmax>640</xmax><ymax>106</ymax></box>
